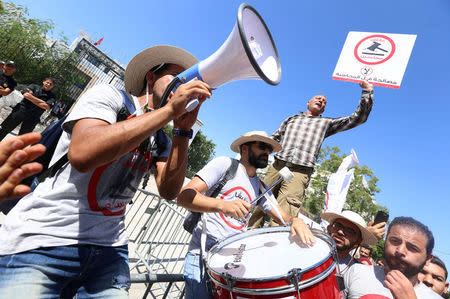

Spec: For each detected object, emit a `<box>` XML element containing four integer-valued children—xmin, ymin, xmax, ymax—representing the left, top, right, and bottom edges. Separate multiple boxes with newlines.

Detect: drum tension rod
<box><xmin>287</xmin><ymin>268</ymin><xmax>303</xmax><ymax>299</ymax></box>
<box><xmin>223</xmin><ymin>272</ymin><xmax>236</xmax><ymax>290</ymax></box>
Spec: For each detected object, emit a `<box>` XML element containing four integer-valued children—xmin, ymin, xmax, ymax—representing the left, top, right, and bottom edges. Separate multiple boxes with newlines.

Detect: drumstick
<box><xmin>242</xmin><ymin>167</ymin><xmax>294</xmax><ymax>227</ymax></box>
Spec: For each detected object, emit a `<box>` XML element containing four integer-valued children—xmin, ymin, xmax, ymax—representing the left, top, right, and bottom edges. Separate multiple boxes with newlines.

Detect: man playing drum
<box><xmin>178</xmin><ymin>131</ymin><xmax>316</xmax><ymax>299</ymax></box>
<box><xmin>321</xmin><ymin>210</ymin><xmax>378</xmax><ymax>274</ymax></box>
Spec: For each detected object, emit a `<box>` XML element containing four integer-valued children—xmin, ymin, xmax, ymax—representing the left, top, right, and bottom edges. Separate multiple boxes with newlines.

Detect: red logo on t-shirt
<box><xmin>359</xmin><ymin>295</ymin><xmax>390</xmax><ymax>299</ymax></box>
<box><xmin>219</xmin><ymin>186</ymin><xmax>252</xmax><ymax>230</ymax></box>
<box><xmin>87</xmin><ymin>149</ymin><xmax>151</xmax><ymax>216</ymax></box>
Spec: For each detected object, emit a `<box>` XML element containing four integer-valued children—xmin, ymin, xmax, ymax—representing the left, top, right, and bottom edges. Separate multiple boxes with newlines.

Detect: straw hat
<box><xmin>230</xmin><ymin>131</ymin><xmax>281</xmax><ymax>153</ymax></box>
<box><xmin>124</xmin><ymin>45</ymin><xmax>198</xmax><ymax>96</ymax></box>
<box><xmin>321</xmin><ymin>210</ymin><xmax>378</xmax><ymax>245</ymax></box>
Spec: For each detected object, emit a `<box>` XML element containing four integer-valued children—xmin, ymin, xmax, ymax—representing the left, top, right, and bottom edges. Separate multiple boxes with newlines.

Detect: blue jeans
<box><xmin>0</xmin><ymin>245</ymin><xmax>130</xmax><ymax>299</ymax></box>
<box><xmin>184</xmin><ymin>252</ymin><xmax>213</xmax><ymax>299</ymax></box>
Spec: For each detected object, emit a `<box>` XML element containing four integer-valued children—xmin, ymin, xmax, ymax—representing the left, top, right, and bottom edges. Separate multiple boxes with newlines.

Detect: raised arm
<box><xmin>68</xmin><ymin>80</ymin><xmax>211</xmax><ymax>193</ymax></box>
<box><xmin>326</xmin><ymin>80</ymin><xmax>374</xmax><ymax>137</ymax></box>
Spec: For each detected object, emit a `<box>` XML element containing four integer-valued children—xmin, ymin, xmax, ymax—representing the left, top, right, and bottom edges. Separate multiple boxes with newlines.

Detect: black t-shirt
<box><xmin>19</xmin><ymin>84</ymin><xmax>56</xmax><ymax>117</ymax></box>
<box><xmin>0</xmin><ymin>70</ymin><xmax>17</xmax><ymax>98</ymax></box>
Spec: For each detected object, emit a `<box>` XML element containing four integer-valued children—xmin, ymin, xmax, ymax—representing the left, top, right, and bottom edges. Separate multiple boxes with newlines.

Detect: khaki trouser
<box><xmin>248</xmin><ymin>159</ymin><xmax>313</xmax><ymax>227</ymax></box>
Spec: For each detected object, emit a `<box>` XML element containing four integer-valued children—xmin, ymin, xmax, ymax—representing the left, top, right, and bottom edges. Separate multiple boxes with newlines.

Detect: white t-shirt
<box><xmin>338</xmin><ymin>254</ymin><xmax>356</xmax><ymax>274</ymax></box>
<box><xmin>188</xmin><ymin>156</ymin><xmax>276</xmax><ymax>254</ymax></box>
<box><xmin>0</xmin><ymin>84</ymin><xmax>170</xmax><ymax>255</ymax></box>
<box><xmin>343</xmin><ymin>263</ymin><xmax>442</xmax><ymax>298</ymax></box>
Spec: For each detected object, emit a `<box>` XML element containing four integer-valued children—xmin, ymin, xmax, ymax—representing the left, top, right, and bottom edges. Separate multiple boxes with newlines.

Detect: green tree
<box><xmin>371</xmin><ymin>239</ymin><xmax>385</xmax><ymax>262</ymax></box>
<box><xmin>163</xmin><ymin>126</ymin><xmax>216</xmax><ymax>178</ymax></box>
<box><xmin>0</xmin><ymin>1</ymin><xmax>78</xmax><ymax>104</ymax></box>
<box><xmin>304</xmin><ymin>146</ymin><xmax>388</xmax><ymax>222</ymax></box>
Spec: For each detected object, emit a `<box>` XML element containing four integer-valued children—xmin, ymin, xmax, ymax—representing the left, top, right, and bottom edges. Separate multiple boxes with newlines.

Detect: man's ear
<box><xmin>144</xmin><ymin>71</ymin><xmax>156</xmax><ymax>92</ymax></box>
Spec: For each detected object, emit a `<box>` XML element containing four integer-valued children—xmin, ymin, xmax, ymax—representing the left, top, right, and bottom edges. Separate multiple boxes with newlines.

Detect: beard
<box><xmin>385</xmin><ymin>253</ymin><xmax>427</xmax><ymax>278</ymax></box>
<box><xmin>248</xmin><ymin>149</ymin><xmax>268</xmax><ymax>169</ymax></box>
<box><xmin>336</xmin><ymin>243</ymin><xmax>353</xmax><ymax>252</ymax></box>
<box><xmin>332</xmin><ymin>233</ymin><xmax>353</xmax><ymax>253</ymax></box>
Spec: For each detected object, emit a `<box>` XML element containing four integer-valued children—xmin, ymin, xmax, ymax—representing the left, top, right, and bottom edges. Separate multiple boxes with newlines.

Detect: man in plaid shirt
<box><xmin>249</xmin><ymin>80</ymin><xmax>374</xmax><ymax>227</ymax></box>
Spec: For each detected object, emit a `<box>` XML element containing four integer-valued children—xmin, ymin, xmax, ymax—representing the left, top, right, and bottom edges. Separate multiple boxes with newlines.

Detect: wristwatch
<box><xmin>172</xmin><ymin>128</ymin><xmax>193</xmax><ymax>139</ymax></box>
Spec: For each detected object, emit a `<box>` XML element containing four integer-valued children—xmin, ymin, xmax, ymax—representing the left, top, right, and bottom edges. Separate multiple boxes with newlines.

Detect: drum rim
<box><xmin>206</xmin><ymin>227</ymin><xmax>337</xmax><ymax>285</ymax></box>
<box><xmin>209</xmin><ymin>256</ymin><xmax>337</xmax><ymax>295</ymax></box>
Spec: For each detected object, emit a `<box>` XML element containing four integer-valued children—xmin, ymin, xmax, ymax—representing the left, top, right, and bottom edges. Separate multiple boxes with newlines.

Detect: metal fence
<box><xmin>126</xmin><ymin>189</ymin><xmax>192</xmax><ymax>299</ymax></box>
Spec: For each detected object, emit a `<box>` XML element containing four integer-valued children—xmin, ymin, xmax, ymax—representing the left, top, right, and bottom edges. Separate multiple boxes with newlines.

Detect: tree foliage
<box><xmin>163</xmin><ymin>126</ymin><xmax>216</xmax><ymax>178</ymax></box>
<box><xmin>0</xmin><ymin>1</ymin><xmax>78</xmax><ymax>104</ymax></box>
<box><xmin>371</xmin><ymin>239</ymin><xmax>385</xmax><ymax>262</ymax></box>
<box><xmin>304</xmin><ymin>146</ymin><xmax>388</xmax><ymax>222</ymax></box>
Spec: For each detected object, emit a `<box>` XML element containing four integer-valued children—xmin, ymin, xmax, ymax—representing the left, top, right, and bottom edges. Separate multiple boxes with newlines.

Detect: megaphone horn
<box><xmin>158</xmin><ymin>3</ymin><xmax>282</xmax><ymax>111</ymax></box>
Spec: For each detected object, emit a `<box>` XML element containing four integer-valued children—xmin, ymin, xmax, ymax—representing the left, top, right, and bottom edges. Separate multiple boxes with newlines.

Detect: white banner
<box><xmin>321</xmin><ymin>149</ymin><xmax>359</xmax><ymax>227</ymax></box>
<box><xmin>332</xmin><ymin>31</ymin><xmax>417</xmax><ymax>89</ymax></box>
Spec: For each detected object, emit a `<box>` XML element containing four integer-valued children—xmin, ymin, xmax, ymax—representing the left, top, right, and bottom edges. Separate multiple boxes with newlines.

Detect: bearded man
<box><xmin>344</xmin><ymin>216</ymin><xmax>441</xmax><ymax>298</ymax></box>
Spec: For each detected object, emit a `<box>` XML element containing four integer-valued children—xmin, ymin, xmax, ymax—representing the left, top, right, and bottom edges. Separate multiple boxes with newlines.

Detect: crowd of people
<box><xmin>0</xmin><ymin>43</ymin><xmax>447</xmax><ymax>299</ymax></box>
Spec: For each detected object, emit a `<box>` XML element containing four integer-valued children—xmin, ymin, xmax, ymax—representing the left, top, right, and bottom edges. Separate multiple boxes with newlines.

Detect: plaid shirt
<box><xmin>273</xmin><ymin>90</ymin><xmax>373</xmax><ymax>168</ymax></box>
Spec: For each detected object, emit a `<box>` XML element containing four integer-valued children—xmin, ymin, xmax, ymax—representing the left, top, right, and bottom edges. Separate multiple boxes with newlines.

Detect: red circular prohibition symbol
<box><xmin>354</xmin><ymin>34</ymin><xmax>396</xmax><ymax>65</ymax></box>
<box><xmin>87</xmin><ymin>162</ymin><xmax>126</xmax><ymax>216</ymax></box>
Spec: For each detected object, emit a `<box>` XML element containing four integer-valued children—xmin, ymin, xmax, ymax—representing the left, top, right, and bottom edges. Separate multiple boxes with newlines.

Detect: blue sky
<box><xmin>9</xmin><ymin>0</ymin><xmax>450</xmax><ymax>270</ymax></box>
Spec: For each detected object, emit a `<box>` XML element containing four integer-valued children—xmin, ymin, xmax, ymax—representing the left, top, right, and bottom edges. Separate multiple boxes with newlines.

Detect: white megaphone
<box><xmin>158</xmin><ymin>3</ymin><xmax>281</xmax><ymax>111</ymax></box>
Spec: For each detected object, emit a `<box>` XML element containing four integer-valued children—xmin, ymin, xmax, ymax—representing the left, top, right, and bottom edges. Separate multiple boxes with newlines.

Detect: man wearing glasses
<box><xmin>321</xmin><ymin>210</ymin><xmax>378</xmax><ymax>274</ymax></box>
<box><xmin>178</xmin><ymin>131</ymin><xmax>315</xmax><ymax>299</ymax></box>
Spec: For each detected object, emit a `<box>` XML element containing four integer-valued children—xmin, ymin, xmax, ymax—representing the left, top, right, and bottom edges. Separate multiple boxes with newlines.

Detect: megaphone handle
<box><xmin>185</xmin><ymin>99</ymin><xmax>199</xmax><ymax>112</ymax></box>
<box><xmin>157</xmin><ymin>77</ymin><xmax>182</xmax><ymax>109</ymax></box>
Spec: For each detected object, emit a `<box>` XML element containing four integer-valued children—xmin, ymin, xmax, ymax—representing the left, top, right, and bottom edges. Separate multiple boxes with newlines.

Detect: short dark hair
<box><xmin>44</xmin><ymin>77</ymin><xmax>55</xmax><ymax>84</ymax></box>
<box><xmin>361</xmin><ymin>243</ymin><xmax>373</xmax><ymax>252</ymax></box>
<box><xmin>387</xmin><ymin>216</ymin><xmax>434</xmax><ymax>257</ymax></box>
<box><xmin>430</xmin><ymin>255</ymin><xmax>448</xmax><ymax>280</ymax></box>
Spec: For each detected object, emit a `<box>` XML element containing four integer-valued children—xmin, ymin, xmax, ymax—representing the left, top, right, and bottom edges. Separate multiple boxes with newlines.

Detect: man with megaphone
<box><xmin>0</xmin><ymin>45</ymin><xmax>211</xmax><ymax>298</ymax></box>
<box><xmin>249</xmin><ymin>80</ymin><xmax>374</xmax><ymax>228</ymax></box>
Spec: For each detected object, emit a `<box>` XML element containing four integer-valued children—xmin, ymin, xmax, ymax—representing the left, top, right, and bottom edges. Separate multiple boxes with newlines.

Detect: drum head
<box><xmin>207</xmin><ymin>227</ymin><xmax>333</xmax><ymax>280</ymax></box>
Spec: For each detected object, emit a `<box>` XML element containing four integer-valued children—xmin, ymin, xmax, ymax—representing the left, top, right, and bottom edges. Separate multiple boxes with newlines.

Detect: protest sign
<box><xmin>332</xmin><ymin>31</ymin><xmax>416</xmax><ymax>88</ymax></box>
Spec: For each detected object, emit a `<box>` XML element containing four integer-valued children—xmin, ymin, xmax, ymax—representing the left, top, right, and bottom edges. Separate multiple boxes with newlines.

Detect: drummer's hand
<box><xmin>219</xmin><ymin>200</ymin><xmax>251</xmax><ymax>220</ymax></box>
<box><xmin>290</xmin><ymin>218</ymin><xmax>315</xmax><ymax>247</ymax></box>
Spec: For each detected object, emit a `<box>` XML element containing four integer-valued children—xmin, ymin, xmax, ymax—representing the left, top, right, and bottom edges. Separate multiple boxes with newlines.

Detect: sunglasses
<box><xmin>248</xmin><ymin>141</ymin><xmax>273</xmax><ymax>153</ymax></box>
<box><xmin>331</xmin><ymin>221</ymin><xmax>358</xmax><ymax>237</ymax></box>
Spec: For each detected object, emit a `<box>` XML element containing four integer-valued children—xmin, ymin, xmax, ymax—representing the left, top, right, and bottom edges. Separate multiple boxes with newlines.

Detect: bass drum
<box><xmin>206</xmin><ymin>226</ymin><xmax>342</xmax><ymax>298</ymax></box>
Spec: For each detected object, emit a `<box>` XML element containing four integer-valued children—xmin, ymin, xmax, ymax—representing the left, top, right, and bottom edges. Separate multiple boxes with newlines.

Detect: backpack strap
<box><xmin>210</xmin><ymin>158</ymin><xmax>239</xmax><ymax>198</ymax></box>
<box><xmin>183</xmin><ymin>158</ymin><xmax>240</xmax><ymax>234</ymax></box>
<box><xmin>33</xmin><ymin>115</ymin><xmax>70</xmax><ymax>186</ymax></box>
<box><xmin>118</xmin><ymin>89</ymin><xmax>135</xmax><ymax>115</ymax></box>
<box><xmin>35</xmin><ymin>89</ymin><xmax>136</xmax><ymax>186</ymax></box>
